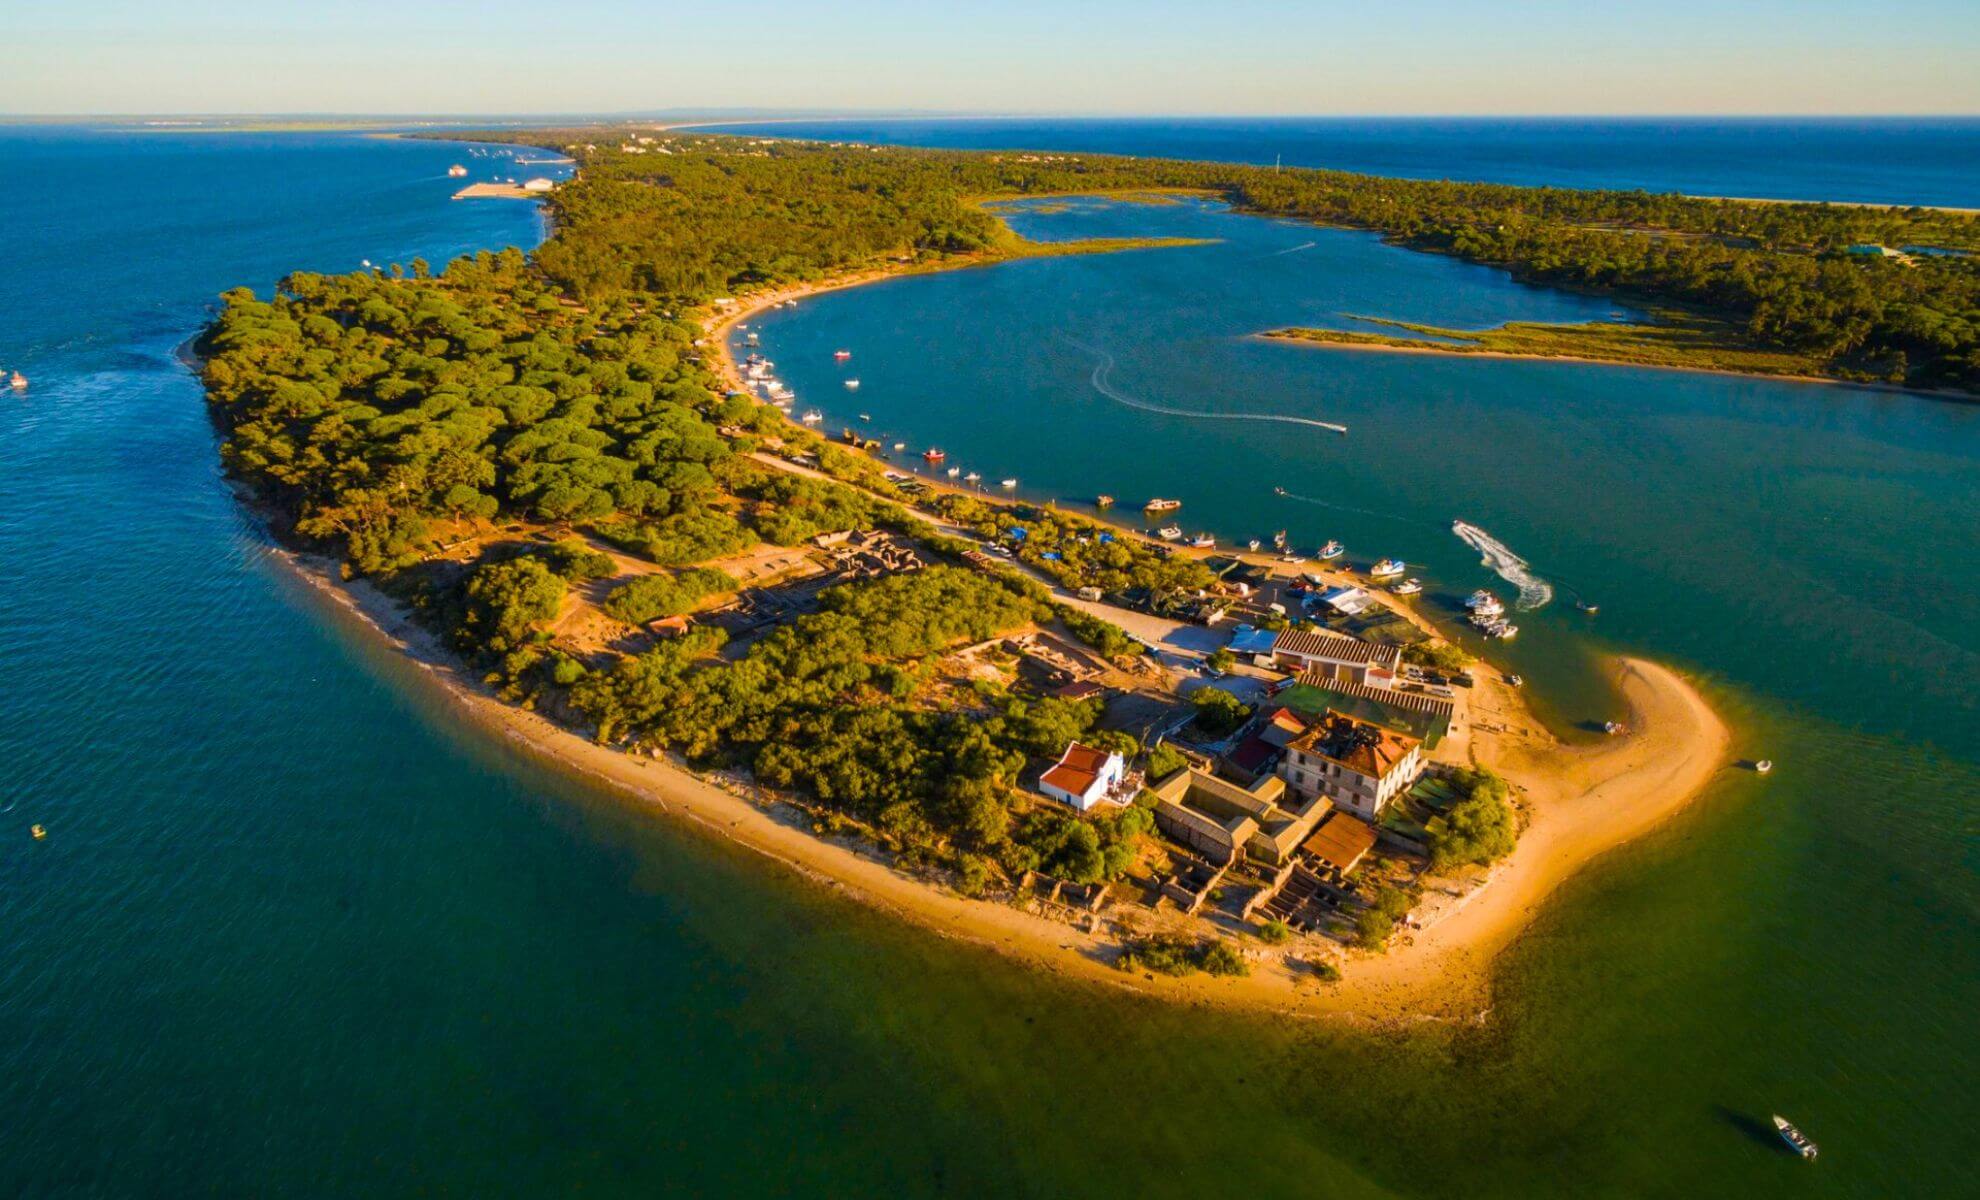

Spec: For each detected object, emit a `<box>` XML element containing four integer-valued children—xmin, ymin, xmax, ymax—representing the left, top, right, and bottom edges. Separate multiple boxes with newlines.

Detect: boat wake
<box><xmin>1451</xmin><ymin>520</ymin><xmax>1553</xmax><ymax>610</ymax></box>
<box><xmin>1065</xmin><ymin>339</ymin><xmax>1347</xmax><ymax>434</ymax></box>
<box><xmin>1260</xmin><ymin>240</ymin><xmax>1317</xmax><ymax>258</ymax></box>
<box><xmin>1273</xmin><ymin>487</ymin><xmax>1422</xmax><ymax>527</ymax></box>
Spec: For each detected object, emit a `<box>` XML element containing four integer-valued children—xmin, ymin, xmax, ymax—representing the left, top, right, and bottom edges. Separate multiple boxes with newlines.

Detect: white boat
<box><xmin>858</xmin><ymin>413</ymin><xmax>871</xmax><ymax>421</ymax></box>
<box><xmin>1247</xmin><ymin>539</ymin><xmax>1262</xmax><ymax>551</ymax></box>
<box><xmin>1505</xmin><ymin>674</ymin><xmax>1525</xmax><ymax>687</ymax></box>
<box><xmin>946</xmin><ymin>467</ymin><xmax>961</xmax><ymax>478</ymax></box>
<box><xmin>800</xmin><ymin>410</ymin><xmax>823</xmax><ymax>424</ymax></box>
<box><xmin>1000</xmin><ymin>478</ymin><xmax>1018</xmax><ymax>489</ymax></box>
<box><xmin>1773</xmin><ymin>1116</ymin><xmax>1817</xmax><ymax>1161</ymax></box>
<box><xmin>1188</xmin><ymin>533</ymin><xmax>1216</xmax><ymax>549</ymax></box>
<box><xmin>1319</xmin><ymin>540</ymin><xmax>1344</xmax><ymax>560</ymax></box>
<box><xmin>1157</xmin><ymin>525</ymin><xmax>1183</xmax><ymax>541</ymax></box>
<box><xmin>8</xmin><ymin>371</ymin><xmax>26</xmax><ymax>390</ymax></box>
<box><xmin>1756</xmin><ymin>759</ymin><xmax>1774</xmax><ymax>774</ymax></box>
<box><xmin>843</xmin><ymin>379</ymin><xmax>861</xmax><ymax>390</ymax></box>
<box><xmin>1273</xmin><ymin>530</ymin><xmax>1288</xmax><ymax>550</ymax></box>
<box><xmin>893</xmin><ymin>442</ymin><xmax>907</xmax><ymax>451</ymax></box>
<box><xmin>1369</xmin><ymin>558</ymin><xmax>1406</xmax><ymax>579</ymax></box>
<box><xmin>1466</xmin><ymin>589</ymin><xmax>1505</xmax><ymax>617</ymax></box>
<box><xmin>1604</xmin><ymin>721</ymin><xmax>1627</xmax><ymax>735</ymax></box>
<box><xmin>964</xmin><ymin>472</ymin><xmax>982</xmax><ymax>483</ymax></box>
<box><xmin>1144</xmin><ymin>498</ymin><xmax>1182</xmax><ymax>513</ymax></box>
<box><xmin>1392</xmin><ymin>578</ymin><xmax>1422</xmax><ymax>596</ymax></box>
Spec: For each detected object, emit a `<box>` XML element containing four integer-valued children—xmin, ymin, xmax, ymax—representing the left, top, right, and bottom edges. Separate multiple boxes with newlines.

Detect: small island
<box><xmin>200</xmin><ymin>129</ymin><xmax>1763</xmax><ymax>1018</ymax></box>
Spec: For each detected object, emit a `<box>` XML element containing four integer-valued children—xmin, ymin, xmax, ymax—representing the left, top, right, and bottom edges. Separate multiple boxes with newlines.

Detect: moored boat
<box><xmin>1156</xmin><ymin>524</ymin><xmax>1183</xmax><ymax>541</ymax></box>
<box><xmin>1773</xmin><ymin>1116</ymin><xmax>1817</xmax><ymax>1160</ymax></box>
<box><xmin>923</xmin><ymin>448</ymin><xmax>946</xmax><ymax>464</ymax></box>
<box><xmin>1369</xmin><ymin>557</ymin><xmax>1406</xmax><ymax>579</ymax></box>
<box><xmin>843</xmin><ymin>378</ymin><xmax>860</xmax><ymax>390</ymax></box>
<box><xmin>1466</xmin><ymin>589</ymin><xmax>1505</xmax><ymax>617</ymax></box>
<box><xmin>946</xmin><ymin>466</ymin><xmax>960</xmax><ymax>478</ymax></box>
<box><xmin>1319</xmin><ymin>540</ymin><xmax>1344</xmax><ymax>560</ymax></box>
<box><xmin>1247</xmin><ymin>539</ymin><xmax>1261</xmax><ymax>551</ymax></box>
<box><xmin>8</xmin><ymin>371</ymin><xmax>26</xmax><ymax>390</ymax></box>
<box><xmin>1392</xmin><ymin>577</ymin><xmax>1422</xmax><ymax>596</ymax></box>
<box><xmin>800</xmin><ymin>410</ymin><xmax>822</xmax><ymax>424</ymax></box>
<box><xmin>1000</xmin><ymin>478</ymin><xmax>1018</xmax><ymax>489</ymax></box>
<box><xmin>1188</xmin><ymin>533</ymin><xmax>1216</xmax><ymax>549</ymax></box>
<box><xmin>964</xmin><ymin>471</ymin><xmax>982</xmax><ymax>484</ymax></box>
<box><xmin>1144</xmin><ymin>498</ymin><xmax>1182</xmax><ymax>513</ymax></box>
<box><xmin>1096</xmin><ymin>494</ymin><xmax>1114</xmax><ymax>508</ymax></box>
<box><xmin>1756</xmin><ymin>759</ymin><xmax>1774</xmax><ymax>774</ymax></box>
<box><xmin>834</xmin><ymin>349</ymin><xmax>852</xmax><ymax>360</ymax></box>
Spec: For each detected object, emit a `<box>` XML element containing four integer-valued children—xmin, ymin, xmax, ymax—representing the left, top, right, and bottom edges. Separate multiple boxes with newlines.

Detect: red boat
<box><xmin>833</xmin><ymin>349</ymin><xmax>852</xmax><ymax>360</ymax></box>
<box><xmin>923</xmin><ymin>448</ymin><xmax>947</xmax><ymax>464</ymax></box>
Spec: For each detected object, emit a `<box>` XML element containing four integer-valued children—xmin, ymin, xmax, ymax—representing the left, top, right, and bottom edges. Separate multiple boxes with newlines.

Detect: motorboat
<box><xmin>1188</xmin><ymin>533</ymin><xmax>1216</xmax><ymax>549</ymax></box>
<box><xmin>800</xmin><ymin>410</ymin><xmax>822</xmax><ymax>424</ymax></box>
<box><xmin>1273</xmin><ymin>529</ymin><xmax>1287</xmax><ymax>549</ymax></box>
<box><xmin>1319</xmin><ymin>540</ymin><xmax>1344</xmax><ymax>560</ymax></box>
<box><xmin>923</xmin><ymin>448</ymin><xmax>946</xmax><ymax>464</ymax></box>
<box><xmin>1773</xmin><ymin>1116</ymin><xmax>1817</xmax><ymax>1161</ymax></box>
<box><xmin>1391</xmin><ymin>578</ymin><xmax>1423</xmax><ymax>596</ymax></box>
<box><xmin>1096</xmin><ymin>495</ymin><xmax>1115</xmax><ymax>508</ymax></box>
<box><xmin>843</xmin><ymin>378</ymin><xmax>860</xmax><ymax>390</ymax></box>
<box><xmin>8</xmin><ymin>371</ymin><xmax>26</xmax><ymax>390</ymax></box>
<box><xmin>834</xmin><ymin>349</ymin><xmax>852</xmax><ymax>360</ymax></box>
<box><xmin>1756</xmin><ymin>759</ymin><xmax>1774</xmax><ymax>774</ymax></box>
<box><xmin>1000</xmin><ymin>478</ymin><xmax>1018</xmax><ymax>489</ymax></box>
<box><xmin>946</xmin><ymin>467</ymin><xmax>961</xmax><ymax>478</ymax></box>
<box><xmin>1247</xmin><ymin>539</ymin><xmax>1262</xmax><ymax>551</ymax></box>
<box><xmin>1505</xmin><ymin>674</ymin><xmax>1524</xmax><ymax>687</ymax></box>
<box><xmin>1466</xmin><ymin>589</ymin><xmax>1505</xmax><ymax>617</ymax></box>
<box><xmin>964</xmin><ymin>472</ymin><xmax>982</xmax><ymax>484</ymax></box>
<box><xmin>1157</xmin><ymin>525</ymin><xmax>1183</xmax><ymax>541</ymax></box>
<box><xmin>1369</xmin><ymin>558</ymin><xmax>1406</xmax><ymax>579</ymax></box>
<box><xmin>1144</xmin><ymin>498</ymin><xmax>1182</xmax><ymax>513</ymax></box>
<box><xmin>893</xmin><ymin>442</ymin><xmax>907</xmax><ymax>452</ymax></box>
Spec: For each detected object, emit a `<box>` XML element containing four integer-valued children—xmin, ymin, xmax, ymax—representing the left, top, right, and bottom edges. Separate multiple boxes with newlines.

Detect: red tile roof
<box><xmin>1302</xmin><ymin>811</ymin><xmax>1378</xmax><ymax>872</ymax></box>
<box><xmin>1041</xmin><ymin>742</ymin><xmax>1114</xmax><ymax>798</ymax></box>
<box><xmin>1288</xmin><ymin>711</ymin><xmax>1421</xmax><ymax>780</ymax></box>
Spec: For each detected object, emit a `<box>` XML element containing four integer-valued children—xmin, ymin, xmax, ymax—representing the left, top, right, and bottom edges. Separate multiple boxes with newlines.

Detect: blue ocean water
<box><xmin>696</xmin><ymin>116</ymin><xmax>1980</xmax><ymax>207</ymax></box>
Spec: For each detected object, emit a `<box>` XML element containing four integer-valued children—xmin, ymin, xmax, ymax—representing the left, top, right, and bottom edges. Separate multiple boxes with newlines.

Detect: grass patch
<box><xmin>1265</xmin><ymin>309</ymin><xmax>1827</xmax><ymax>379</ymax></box>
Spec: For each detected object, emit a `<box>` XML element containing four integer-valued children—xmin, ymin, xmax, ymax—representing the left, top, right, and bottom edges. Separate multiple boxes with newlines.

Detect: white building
<box><xmin>1281</xmin><ymin>711</ymin><xmax>1423</xmax><ymax>819</ymax></box>
<box><xmin>521</xmin><ymin>177</ymin><xmax>556</xmax><ymax>193</ymax></box>
<box><xmin>1038</xmin><ymin>742</ymin><xmax>1129</xmax><ymax>813</ymax></box>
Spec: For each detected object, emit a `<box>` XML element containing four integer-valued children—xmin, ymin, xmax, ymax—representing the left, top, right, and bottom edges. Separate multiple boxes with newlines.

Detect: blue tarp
<box><xmin>1007</xmin><ymin>527</ymin><xmax>1028</xmax><ymax>540</ymax></box>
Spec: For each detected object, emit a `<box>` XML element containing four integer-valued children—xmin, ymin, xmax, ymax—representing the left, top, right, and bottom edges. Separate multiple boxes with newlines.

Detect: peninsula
<box><xmin>204</xmin><ymin>129</ymin><xmax>1751</xmax><ymax>1019</ymax></box>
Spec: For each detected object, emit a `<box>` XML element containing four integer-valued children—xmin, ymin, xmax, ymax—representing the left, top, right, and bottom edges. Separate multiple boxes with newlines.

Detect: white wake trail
<box><xmin>1451</xmin><ymin>520</ymin><xmax>1553</xmax><ymax>610</ymax></box>
<box><xmin>1066</xmin><ymin>339</ymin><xmax>1347</xmax><ymax>435</ymax></box>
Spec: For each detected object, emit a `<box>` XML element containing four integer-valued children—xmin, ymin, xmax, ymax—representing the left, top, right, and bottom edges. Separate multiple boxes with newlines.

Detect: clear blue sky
<box><xmin>4</xmin><ymin>0</ymin><xmax>1976</xmax><ymax>116</ymax></box>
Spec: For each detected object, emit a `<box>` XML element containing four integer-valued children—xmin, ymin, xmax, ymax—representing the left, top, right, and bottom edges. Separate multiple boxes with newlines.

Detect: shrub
<box><xmin>1199</xmin><ymin>941</ymin><xmax>1250</xmax><ymax>977</ymax></box>
<box><xmin>1405</xmin><ymin>641</ymin><xmax>1472</xmax><ymax>673</ymax></box>
<box><xmin>1426</xmin><ymin>769</ymin><xmax>1517</xmax><ymax>870</ymax></box>
<box><xmin>601</xmin><ymin>567</ymin><xmax>737</xmax><ymax>625</ymax></box>
<box><xmin>1257</xmin><ymin>918</ymin><xmax>1291</xmax><ymax>945</ymax></box>
<box><xmin>1146</xmin><ymin>743</ymin><xmax>1188</xmax><ymax>782</ymax></box>
<box><xmin>1190</xmin><ymin>686</ymin><xmax>1252</xmax><ymax>737</ymax></box>
<box><xmin>1355</xmin><ymin>908</ymin><xmax>1395</xmax><ymax>951</ymax></box>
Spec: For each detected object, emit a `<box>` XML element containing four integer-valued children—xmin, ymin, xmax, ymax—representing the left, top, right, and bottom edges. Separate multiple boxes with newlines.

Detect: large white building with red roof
<box><xmin>1038</xmin><ymin>742</ymin><xmax>1129</xmax><ymax>813</ymax></box>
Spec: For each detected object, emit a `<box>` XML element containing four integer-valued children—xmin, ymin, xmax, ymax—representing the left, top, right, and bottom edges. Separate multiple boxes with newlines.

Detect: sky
<box><xmin>3</xmin><ymin>0</ymin><xmax>1977</xmax><ymax>117</ymax></box>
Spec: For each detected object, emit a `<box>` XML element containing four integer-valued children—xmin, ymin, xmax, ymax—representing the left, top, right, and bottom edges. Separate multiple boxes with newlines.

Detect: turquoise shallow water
<box><xmin>1</xmin><ymin>129</ymin><xmax>1975</xmax><ymax>1197</ymax></box>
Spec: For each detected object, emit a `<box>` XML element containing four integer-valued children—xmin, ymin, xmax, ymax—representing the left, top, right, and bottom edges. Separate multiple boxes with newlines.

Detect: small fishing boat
<box><xmin>1319</xmin><ymin>540</ymin><xmax>1344</xmax><ymax>560</ymax></box>
<box><xmin>1369</xmin><ymin>558</ymin><xmax>1406</xmax><ymax>579</ymax></box>
<box><xmin>1604</xmin><ymin>721</ymin><xmax>1627</xmax><ymax>736</ymax></box>
<box><xmin>858</xmin><ymin>413</ymin><xmax>871</xmax><ymax>421</ymax></box>
<box><xmin>800</xmin><ymin>410</ymin><xmax>823</xmax><ymax>424</ymax></box>
<box><xmin>1144</xmin><ymin>498</ymin><xmax>1182</xmax><ymax>513</ymax></box>
<box><xmin>1000</xmin><ymin>478</ymin><xmax>1018</xmax><ymax>489</ymax></box>
<box><xmin>843</xmin><ymin>379</ymin><xmax>861</xmax><ymax>390</ymax></box>
<box><xmin>1773</xmin><ymin>1116</ymin><xmax>1817</xmax><ymax>1160</ymax></box>
<box><xmin>1188</xmin><ymin>533</ymin><xmax>1216</xmax><ymax>549</ymax></box>
<box><xmin>964</xmin><ymin>472</ymin><xmax>982</xmax><ymax>484</ymax></box>
<box><xmin>745</xmin><ymin>331</ymin><xmax>760</xmax><ymax>345</ymax></box>
<box><xmin>893</xmin><ymin>442</ymin><xmax>907</xmax><ymax>452</ymax></box>
<box><xmin>834</xmin><ymin>349</ymin><xmax>852</xmax><ymax>360</ymax></box>
<box><xmin>1273</xmin><ymin>529</ymin><xmax>1287</xmax><ymax>550</ymax></box>
<box><xmin>31</xmin><ymin>824</ymin><xmax>47</xmax><ymax>840</ymax></box>
<box><xmin>1096</xmin><ymin>495</ymin><xmax>1114</xmax><ymax>508</ymax></box>
<box><xmin>1756</xmin><ymin>759</ymin><xmax>1774</xmax><ymax>774</ymax></box>
<box><xmin>923</xmin><ymin>448</ymin><xmax>946</xmax><ymax>464</ymax></box>
<box><xmin>946</xmin><ymin>467</ymin><xmax>960</xmax><ymax>478</ymax></box>
<box><xmin>1506</xmin><ymin>674</ymin><xmax>1525</xmax><ymax>688</ymax></box>
<box><xmin>1466</xmin><ymin>589</ymin><xmax>1505</xmax><ymax>618</ymax></box>
<box><xmin>1246</xmin><ymin>538</ymin><xmax>1262</xmax><ymax>551</ymax></box>
<box><xmin>1392</xmin><ymin>578</ymin><xmax>1423</xmax><ymax>596</ymax></box>
<box><xmin>1157</xmin><ymin>525</ymin><xmax>1183</xmax><ymax>541</ymax></box>
<box><xmin>8</xmin><ymin>371</ymin><xmax>26</xmax><ymax>390</ymax></box>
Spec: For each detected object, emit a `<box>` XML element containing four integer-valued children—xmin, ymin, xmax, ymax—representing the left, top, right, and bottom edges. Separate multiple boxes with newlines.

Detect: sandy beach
<box><xmin>276</xmin><ymin>539</ymin><xmax>1727</xmax><ymax>1024</ymax></box>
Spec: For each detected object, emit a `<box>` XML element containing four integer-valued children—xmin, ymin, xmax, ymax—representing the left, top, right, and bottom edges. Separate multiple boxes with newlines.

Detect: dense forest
<box><xmin>466</xmin><ymin>127</ymin><xmax>1979</xmax><ymax>390</ymax></box>
<box><xmin>203</xmin><ymin>125</ymin><xmax>1978</xmax><ymax>896</ymax></box>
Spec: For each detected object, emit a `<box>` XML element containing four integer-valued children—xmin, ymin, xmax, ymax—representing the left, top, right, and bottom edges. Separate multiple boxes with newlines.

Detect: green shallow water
<box><xmin>1</xmin><ymin>135</ymin><xmax>1973</xmax><ymax>1197</ymax></box>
